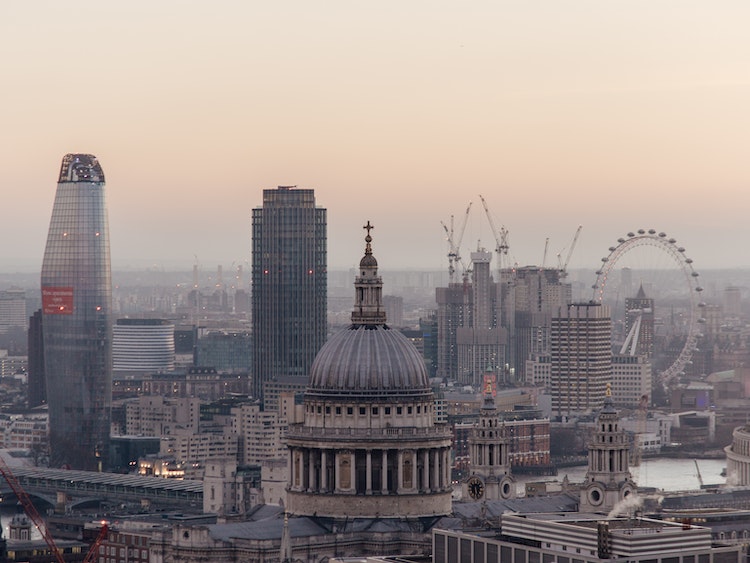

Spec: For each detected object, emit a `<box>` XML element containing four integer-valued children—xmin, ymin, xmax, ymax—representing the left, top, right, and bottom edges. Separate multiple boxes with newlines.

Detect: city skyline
<box><xmin>1</xmin><ymin>2</ymin><xmax>748</xmax><ymax>272</ymax></box>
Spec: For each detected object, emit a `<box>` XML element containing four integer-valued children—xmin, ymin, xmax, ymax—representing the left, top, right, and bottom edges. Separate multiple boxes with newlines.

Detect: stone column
<box><xmin>432</xmin><ymin>449</ymin><xmax>439</xmax><ymax>491</ymax></box>
<box><xmin>334</xmin><ymin>450</ymin><xmax>341</xmax><ymax>492</ymax></box>
<box><xmin>381</xmin><ymin>450</ymin><xmax>388</xmax><ymax>494</ymax></box>
<box><xmin>397</xmin><ymin>450</ymin><xmax>404</xmax><ymax>493</ymax></box>
<box><xmin>366</xmin><ymin>450</ymin><xmax>372</xmax><ymax>494</ymax></box>
<box><xmin>321</xmin><ymin>450</ymin><xmax>328</xmax><ymax>492</ymax></box>
<box><xmin>308</xmin><ymin>449</ymin><xmax>316</xmax><ymax>492</ymax></box>
<box><xmin>410</xmin><ymin>451</ymin><xmax>417</xmax><ymax>492</ymax></box>
<box><xmin>442</xmin><ymin>449</ymin><xmax>450</xmax><ymax>488</ymax></box>
<box><xmin>288</xmin><ymin>447</ymin><xmax>295</xmax><ymax>490</ymax></box>
<box><xmin>422</xmin><ymin>449</ymin><xmax>429</xmax><ymax>492</ymax></box>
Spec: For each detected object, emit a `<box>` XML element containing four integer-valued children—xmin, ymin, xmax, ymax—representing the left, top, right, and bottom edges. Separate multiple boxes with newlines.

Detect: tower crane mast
<box><xmin>558</xmin><ymin>225</ymin><xmax>582</xmax><ymax>278</ymax></box>
<box><xmin>441</xmin><ymin>202</ymin><xmax>472</xmax><ymax>284</ymax></box>
<box><xmin>478</xmin><ymin>194</ymin><xmax>509</xmax><ymax>265</ymax></box>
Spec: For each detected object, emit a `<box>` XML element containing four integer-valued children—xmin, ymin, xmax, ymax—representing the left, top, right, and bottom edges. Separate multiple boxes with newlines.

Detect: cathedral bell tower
<box><xmin>580</xmin><ymin>385</ymin><xmax>636</xmax><ymax>513</ymax></box>
<box><xmin>462</xmin><ymin>378</ymin><xmax>515</xmax><ymax>501</ymax></box>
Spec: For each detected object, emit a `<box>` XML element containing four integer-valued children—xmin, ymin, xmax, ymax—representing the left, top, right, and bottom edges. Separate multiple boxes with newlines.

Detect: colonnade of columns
<box><xmin>289</xmin><ymin>446</ymin><xmax>451</xmax><ymax>495</ymax></box>
<box><xmin>470</xmin><ymin>441</ymin><xmax>508</xmax><ymax>469</ymax></box>
<box><xmin>588</xmin><ymin>447</ymin><xmax>627</xmax><ymax>473</ymax></box>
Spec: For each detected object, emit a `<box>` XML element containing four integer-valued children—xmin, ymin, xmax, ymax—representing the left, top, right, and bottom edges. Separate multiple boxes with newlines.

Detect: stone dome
<box><xmin>359</xmin><ymin>253</ymin><xmax>378</xmax><ymax>268</ymax></box>
<box><xmin>308</xmin><ymin>324</ymin><xmax>431</xmax><ymax>397</ymax></box>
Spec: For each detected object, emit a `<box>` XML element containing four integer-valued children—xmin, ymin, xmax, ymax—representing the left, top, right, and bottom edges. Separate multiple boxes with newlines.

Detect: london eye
<box><xmin>591</xmin><ymin>229</ymin><xmax>705</xmax><ymax>388</ymax></box>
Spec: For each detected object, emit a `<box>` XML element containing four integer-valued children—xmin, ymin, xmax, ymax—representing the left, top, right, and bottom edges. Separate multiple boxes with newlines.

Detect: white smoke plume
<box><xmin>607</xmin><ymin>494</ymin><xmax>643</xmax><ymax>519</ymax></box>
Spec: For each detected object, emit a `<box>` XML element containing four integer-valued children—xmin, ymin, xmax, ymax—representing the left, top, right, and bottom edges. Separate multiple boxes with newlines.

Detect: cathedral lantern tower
<box><xmin>580</xmin><ymin>385</ymin><xmax>636</xmax><ymax>513</ymax></box>
<box><xmin>286</xmin><ymin>222</ymin><xmax>453</xmax><ymax>518</ymax></box>
<box><xmin>463</xmin><ymin>377</ymin><xmax>515</xmax><ymax>501</ymax></box>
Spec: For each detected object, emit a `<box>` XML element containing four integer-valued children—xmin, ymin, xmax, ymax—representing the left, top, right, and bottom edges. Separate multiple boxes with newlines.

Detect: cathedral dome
<box><xmin>308</xmin><ymin>324</ymin><xmax>430</xmax><ymax>397</ymax></box>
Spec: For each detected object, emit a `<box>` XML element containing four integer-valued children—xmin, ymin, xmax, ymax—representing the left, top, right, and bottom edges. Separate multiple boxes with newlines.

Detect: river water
<box><xmin>518</xmin><ymin>457</ymin><xmax>726</xmax><ymax>494</ymax></box>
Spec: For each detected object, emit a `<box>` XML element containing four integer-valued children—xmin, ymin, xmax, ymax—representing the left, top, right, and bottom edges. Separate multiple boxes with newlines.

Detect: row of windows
<box><xmin>307</xmin><ymin>404</ymin><xmax>431</xmax><ymax>416</ymax></box>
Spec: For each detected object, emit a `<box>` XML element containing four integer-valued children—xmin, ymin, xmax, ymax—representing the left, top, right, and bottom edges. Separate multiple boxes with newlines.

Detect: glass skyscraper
<box><xmin>41</xmin><ymin>154</ymin><xmax>113</xmax><ymax>470</ymax></box>
<box><xmin>251</xmin><ymin>186</ymin><xmax>326</xmax><ymax>403</ymax></box>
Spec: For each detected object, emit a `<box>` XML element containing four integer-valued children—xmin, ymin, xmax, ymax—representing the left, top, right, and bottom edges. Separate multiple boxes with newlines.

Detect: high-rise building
<box><xmin>41</xmin><ymin>154</ymin><xmax>113</xmax><ymax>470</ymax></box>
<box><xmin>506</xmin><ymin>266</ymin><xmax>571</xmax><ymax>382</ymax></box>
<box><xmin>251</xmin><ymin>186</ymin><xmax>326</xmax><ymax>403</ymax></box>
<box><xmin>550</xmin><ymin>302</ymin><xmax>612</xmax><ymax>417</ymax></box>
<box><xmin>0</xmin><ymin>287</ymin><xmax>27</xmax><ymax>333</ymax></box>
<box><xmin>27</xmin><ymin>309</ymin><xmax>46</xmax><ymax>409</ymax></box>
<box><xmin>113</xmin><ymin>319</ymin><xmax>175</xmax><ymax>374</ymax></box>
<box><xmin>455</xmin><ymin>250</ymin><xmax>505</xmax><ymax>386</ymax></box>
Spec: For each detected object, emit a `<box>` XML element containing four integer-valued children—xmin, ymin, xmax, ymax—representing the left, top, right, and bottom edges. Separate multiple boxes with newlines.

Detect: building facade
<box><xmin>251</xmin><ymin>186</ymin><xmax>327</xmax><ymax>402</ymax></box>
<box><xmin>507</xmin><ymin>266</ymin><xmax>572</xmax><ymax>382</ymax></box>
<box><xmin>550</xmin><ymin>303</ymin><xmax>612</xmax><ymax>418</ymax></box>
<box><xmin>0</xmin><ymin>287</ymin><xmax>27</xmax><ymax>333</ymax></box>
<box><xmin>41</xmin><ymin>154</ymin><xmax>113</xmax><ymax>470</ymax></box>
<box><xmin>113</xmin><ymin>318</ymin><xmax>175</xmax><ymax>374</ymax></box>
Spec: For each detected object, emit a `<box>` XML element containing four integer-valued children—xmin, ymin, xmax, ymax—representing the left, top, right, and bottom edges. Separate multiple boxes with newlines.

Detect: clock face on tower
<box><xmin>467</xmin><ymin>476</ymin><xmax>485</xmax><ymax>500</ymax></box>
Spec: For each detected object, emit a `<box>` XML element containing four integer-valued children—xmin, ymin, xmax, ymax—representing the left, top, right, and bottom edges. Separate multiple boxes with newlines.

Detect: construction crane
<box><xmin>441</xmin><ymin>202</ymin><xmax>472</xmax><ymax>284</ymax></box>
<box><xmin>0</xmin><ymin>455</ymin><xmax>108</xmax><ymax>562</ymax></box>
<box><xmin>557</xmin><ymin>225</ymin><xmax>582</xmax><ymax>278</ymax></box>
<box><xmin>694</xmin><ymin>459</ymin><xmax>704</xmax><ymax>488</ymax></box>
<box><xmin>478</xmin><ymin>194</ymin><xmax>509</xmax><ymax>265</ymax></box>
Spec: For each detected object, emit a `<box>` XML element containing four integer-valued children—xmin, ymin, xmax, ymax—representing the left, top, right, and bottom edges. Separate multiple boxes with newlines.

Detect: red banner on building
<box><xmin>42</xmin><ymin>286</ymin><xmax>74</xmax><ymax>314</ymax></box>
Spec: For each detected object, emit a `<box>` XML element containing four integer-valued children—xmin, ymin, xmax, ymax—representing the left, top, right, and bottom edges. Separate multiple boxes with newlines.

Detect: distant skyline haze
<box><xmin>1</xmin><ymin>1</ymin><xmax>748</xmax><ymax>272</ymax></box>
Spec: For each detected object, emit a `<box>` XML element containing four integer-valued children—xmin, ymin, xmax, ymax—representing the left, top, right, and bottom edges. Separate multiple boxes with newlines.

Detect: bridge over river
<box><xmin>0</xmin><ymin>466</ymin><xmax>203</xmax><ymax>510</ymax></box>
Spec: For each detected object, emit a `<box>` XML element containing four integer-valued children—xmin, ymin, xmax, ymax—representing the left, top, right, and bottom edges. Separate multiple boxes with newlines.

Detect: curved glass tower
<box><xmin>41</xmin><ymin>154</ymin><xmax>112</xmax><ymax>470</ymax></box>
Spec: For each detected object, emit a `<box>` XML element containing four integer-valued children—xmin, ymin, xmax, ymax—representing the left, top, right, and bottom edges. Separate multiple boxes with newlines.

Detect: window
<box><xmin>372</xmin><ymin>407</ymin><xmax>379</xmax><ymax>415</ymax></box>
<box><xmin>325</xmin><ymin>406</ymin><xmax>330</xmax><ymax>414</ymax></box>
<box><xmin>347</xmin><ymin>407</ymin><xmax>353</xmax><ymax>415</ymax></box>
<box><xmin>385</xmin><ymin>407</ymin><xmax>391</xmax><ymax>415</ymax></box>
<box><xmin>359</xmin><ymin>407</ymin><xmax>366</xmax><ymax>415</ymax></box>
<box><xmin>408</xmin><ymin>406</ymin><xmax>413</xmax><ymax>414</ymax></box>
<box><xmin>336</xmin><ymin>407</ymin><xmax>341</xmax><ymax>415</ymax></box>
<box><xmin>397</xmin><ymin>407</ymin><xmax>403</xmax><ymax>415</ymax></box>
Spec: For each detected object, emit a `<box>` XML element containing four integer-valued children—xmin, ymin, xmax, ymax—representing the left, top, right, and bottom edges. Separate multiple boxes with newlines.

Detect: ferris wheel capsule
<box><xmin>638</xmin><ymin>229</ymin><xmax>645</xmax><ymax>234</ymax></box>
<box><xmin>627</xmin><ymin>232</ymin><xmax>635</xmax><ymax>237</ymax></box>
<box><xmin>659</xmin><ymin>232</ymin><xmax>666</xmax><ymax>237</ymax></box>
<box><xmin>617</xmin><ymin>238</ymin><xmax>625</xmax><ymax>243</ymax></box>
<box><xmin>648</xmin><ymin>229</ymin><xmax>656</xmax><ymax>234</ymax></box>
<box><xmin>668</xmin><ymin>238</ymin><xmax>676</xmax><ymax>243</ymax></box>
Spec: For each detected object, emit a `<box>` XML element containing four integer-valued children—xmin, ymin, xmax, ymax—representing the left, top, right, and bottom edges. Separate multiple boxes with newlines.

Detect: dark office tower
<box><xmin>27</xmin><ymin>309</ymin><xmax>46</xmax><ymax>409</ymax></box>
<box><xmin>41</xmin><ymin>154</ymin><xmax>113</xmax><ymax>470</ymax></box>
<box><xmin>251</xmin><ymin>186</ymin><xmax>326</xmax><ymax>403</ymax></box>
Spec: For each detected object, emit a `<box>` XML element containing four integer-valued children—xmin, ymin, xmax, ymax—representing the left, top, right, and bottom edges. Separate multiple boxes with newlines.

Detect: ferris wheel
<box><xmin>591</xmin><ymin>229</ymin><xmax>705</xmax><ymax>385</ymax></box>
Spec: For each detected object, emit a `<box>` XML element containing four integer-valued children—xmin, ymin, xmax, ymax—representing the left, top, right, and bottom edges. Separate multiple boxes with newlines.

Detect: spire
<box><xmin>351</xmin><ymin>221</ymin><xmax>387</xmax><ymax>327</ymax></box>
<box><xmin>280</xmin><ymin>512</ymin><xmax>291</xmax><ymax>563</ymax></box>
<box><xmin>602</xmin><ymin>382</ymin><xmax>616</xmax><ymax>413</ymax></box>
<box><xmin>636</xmin><ymin>282</ymin><xmax>648</xmax><ymax>299</ymax></box>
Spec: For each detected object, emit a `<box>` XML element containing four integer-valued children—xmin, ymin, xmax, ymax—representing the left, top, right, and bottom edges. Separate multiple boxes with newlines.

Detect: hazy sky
<box><xmin>1</xmin><ymin>1</ymin><xmax>748</xmax><ymax>274</ymax></box>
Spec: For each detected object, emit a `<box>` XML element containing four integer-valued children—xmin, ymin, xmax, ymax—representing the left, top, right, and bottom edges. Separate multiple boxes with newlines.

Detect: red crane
<box><xmin>0</xmin><ymin>456</ymin><xmax>108</xmax><ymax>562</ymax></box>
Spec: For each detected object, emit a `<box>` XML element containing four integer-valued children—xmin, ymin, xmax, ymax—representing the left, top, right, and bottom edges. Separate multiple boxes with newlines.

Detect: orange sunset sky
<box><xmin>1</xmin><ymin>1</ymin><xmax>748</xmax><ymax>273</ymax></box>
